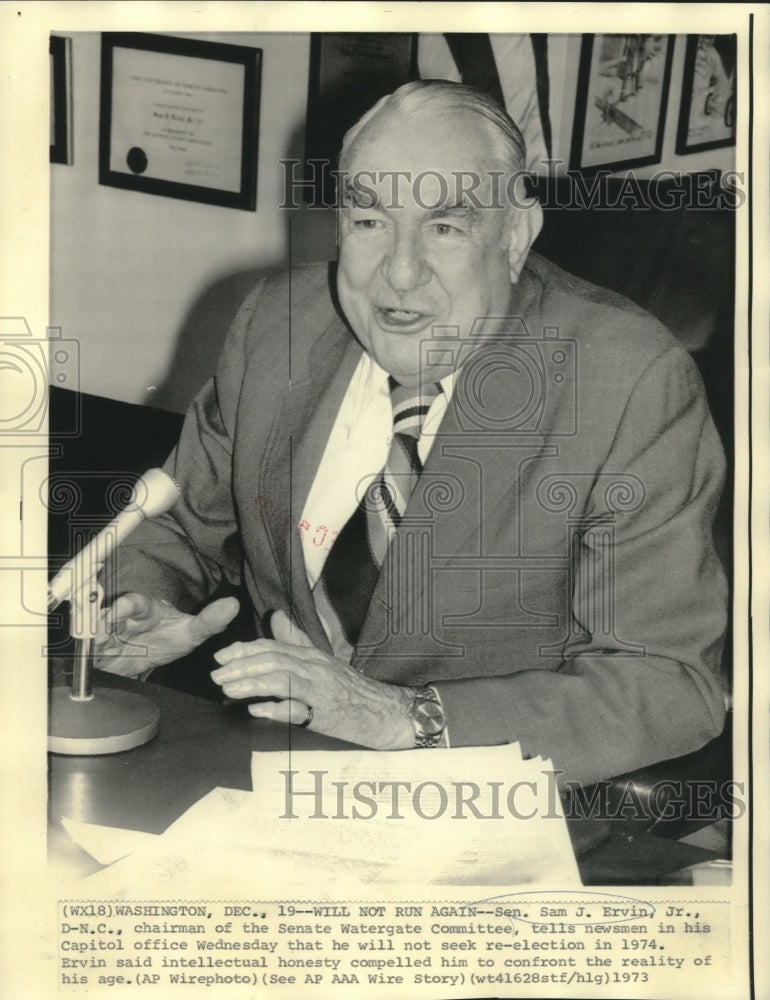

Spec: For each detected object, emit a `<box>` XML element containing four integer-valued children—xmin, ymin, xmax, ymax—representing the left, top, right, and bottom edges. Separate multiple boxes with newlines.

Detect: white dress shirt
<box><xmin>299</xmin><ymin>353</ymin><xmax>456</xmax><ymax>591</ymax></box>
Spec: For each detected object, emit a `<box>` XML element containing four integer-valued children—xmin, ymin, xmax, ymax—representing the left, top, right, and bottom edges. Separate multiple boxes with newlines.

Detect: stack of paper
<box><xmin>60</xmin><ymin>743</ymin><xmax>581</xmax><ymax>894</ymax></box>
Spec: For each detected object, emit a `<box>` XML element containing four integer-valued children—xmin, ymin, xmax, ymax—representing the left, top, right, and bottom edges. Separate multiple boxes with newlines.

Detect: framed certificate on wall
<box><xmin>99</xmin><ymin>32</ymin><xmax>262</xmax><ymax>210</ymax></box>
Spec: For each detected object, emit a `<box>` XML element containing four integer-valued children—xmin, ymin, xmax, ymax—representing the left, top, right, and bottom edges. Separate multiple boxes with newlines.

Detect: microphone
<box><xmin>47</xmin><ymin>467</ymin><xmax>180</xmax><ymax>612</ymax></box>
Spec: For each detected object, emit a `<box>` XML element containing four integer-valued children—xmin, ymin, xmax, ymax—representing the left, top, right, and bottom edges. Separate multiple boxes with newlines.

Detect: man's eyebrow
<box><xmin>426</xmin><ymin>203</ymin><xmax>480</xmax><ymax>222</ymax></box>
<box><xmin>341</xmin><ymin>179</ymin><xmax>381</xmax><ymax>208</ymax></box>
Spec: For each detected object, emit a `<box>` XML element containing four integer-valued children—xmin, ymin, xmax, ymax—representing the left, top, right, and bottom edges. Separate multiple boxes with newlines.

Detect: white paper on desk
<box><xmin>249</xmin><ymin>743</ymin><xmax>581</xmax><ymax>887</ymax></box>
<box><xmin>60</xmin><ymin>817</ymin><xmax>160</xmax><ymax>867</ymax></box>
<box><xmin>70</xmin><ymin>745</ymin><xmax>580</xmax><ymax>899</ymax></box>
<box><xmin>77</xmin><ymin>787</ymin><xmax>391</xmax><ymax>898</ymax></box>
<box><xmin>73</xmin><ymin>743</ymin><xmax>580</xmax><ymax>894</ymax></box>
<box><xmin>58</xmin><ymin>788</ymin><xmax>384</xmax><ymax>896</ymax></box>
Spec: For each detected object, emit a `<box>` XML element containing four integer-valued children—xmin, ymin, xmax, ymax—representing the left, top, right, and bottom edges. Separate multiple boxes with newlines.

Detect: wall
<box><xmin>51</xmin><ymin>32</ymin><xmax>735</xmax><ymax>413</ymax></box>
<box><xmin>51</xmin><ymin>31</ymin><xmax>315</xmax><ymax>412</ymax></box>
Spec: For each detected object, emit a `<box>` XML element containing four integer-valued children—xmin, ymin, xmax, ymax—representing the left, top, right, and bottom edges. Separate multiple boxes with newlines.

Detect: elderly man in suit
<box><xmin>97</xmin><ymin>81</ymin><xmax>727</xmax><ymax>786</ymax></box>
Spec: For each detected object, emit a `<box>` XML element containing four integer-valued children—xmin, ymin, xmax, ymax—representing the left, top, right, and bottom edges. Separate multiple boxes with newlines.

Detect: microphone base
<box><xmin>48</xmin><ymin>686</ymin><xmax>160</xmax><ymax>755</ymax></box>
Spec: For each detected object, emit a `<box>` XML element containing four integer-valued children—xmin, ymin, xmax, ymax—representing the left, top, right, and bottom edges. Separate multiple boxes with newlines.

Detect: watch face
<box><xmin>415</xmin><ymin>699</ymin><xmax>445</xmax><ymax>736</ymax></box>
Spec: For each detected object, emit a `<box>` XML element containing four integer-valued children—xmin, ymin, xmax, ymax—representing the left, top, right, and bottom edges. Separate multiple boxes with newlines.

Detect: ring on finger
<box><xmin>297</xmin><ymin>703</ymin><xmax>313</xmax><ymax>728</ymax></box>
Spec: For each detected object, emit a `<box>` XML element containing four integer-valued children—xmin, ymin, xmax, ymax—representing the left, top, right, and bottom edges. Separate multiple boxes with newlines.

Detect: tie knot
<box><xmin>389</xmin><ymin>378</ymin><xmax>441</xmax><ymax>439</ymax></box>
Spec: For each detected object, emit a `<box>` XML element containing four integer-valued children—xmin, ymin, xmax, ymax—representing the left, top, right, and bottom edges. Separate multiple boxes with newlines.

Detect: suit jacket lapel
<box><xmin>353</xmin><ymin>378</ymin><xmax>474</xmax><ymax>660</ymax></box>
<box><xmin>259</xmin><ymin>318</ymin><xmax>362</xmax><ymax>645</ymax></box>
<box><xmin>354</xmin><ymin>308</ymin><xmax>548</xmax><ymax>663</ymax></box>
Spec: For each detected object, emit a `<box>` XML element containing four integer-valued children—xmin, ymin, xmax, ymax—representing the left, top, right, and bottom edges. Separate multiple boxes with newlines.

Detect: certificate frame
<box><xmin>570</xmin><ymin>33</ymin><xmax>674</xmax><ymax>174</ymax></box>
<box><xmin>676</xmin><ymin>34</ymin><xmax>737</xmax><ymax>155</ymax></box>
<box><xmin>304</xmin><ymin>32</ymin><xmax>418</xmax><ymax>204</ymax></box>
<box><xmin>99</xmin><ymin>32</ymin><xmax>261</xmax><ymax>210</ymax></box>
<box><xmin>50</xmin><ymin>34</ymin><xmax>72</xmax><ymax>164</ymax></box>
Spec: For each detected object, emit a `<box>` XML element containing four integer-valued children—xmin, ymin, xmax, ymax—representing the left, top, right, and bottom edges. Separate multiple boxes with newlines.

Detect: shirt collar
<box><xmin>362</xmin><ymin>352</ymin><xmax>458</xmax><ymax>401</ymax></box>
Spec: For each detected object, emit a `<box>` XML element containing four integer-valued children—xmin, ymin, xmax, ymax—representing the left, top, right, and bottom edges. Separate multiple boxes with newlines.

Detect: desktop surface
<box><xmin>48</xmin><ymin>672</ymin><xmax>719</xmax><ymax>885</ymax></box>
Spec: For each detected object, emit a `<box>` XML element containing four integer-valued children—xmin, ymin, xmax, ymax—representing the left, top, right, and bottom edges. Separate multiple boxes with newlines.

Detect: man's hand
<box><xmin>210</xmin><ymin>610</ymin><xmax>414</xmax><ymax>749</ymax></box>
<box><xmin>95</xmin><ymin>593</ymin><xmax>240</xmax><ymax>678</ymax></box>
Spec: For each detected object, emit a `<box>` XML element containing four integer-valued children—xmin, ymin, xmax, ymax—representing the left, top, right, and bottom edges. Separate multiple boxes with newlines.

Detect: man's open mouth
<box><xmin>375</xmin><ymin>306</ymin><xmax>433</xmax><ymax>329</ymax></box>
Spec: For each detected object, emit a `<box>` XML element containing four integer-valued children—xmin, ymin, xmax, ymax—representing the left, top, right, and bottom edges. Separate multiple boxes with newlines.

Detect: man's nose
<box><xmin>381</xmin><ymin>230</ymin><xmax>431</xmax><ymax>292</ymax></box>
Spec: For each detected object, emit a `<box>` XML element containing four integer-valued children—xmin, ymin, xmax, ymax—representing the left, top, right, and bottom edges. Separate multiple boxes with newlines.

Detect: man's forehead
<box><xmin>347</xmin><ymin>105</ymin><xmax>497</xmax><ymax>171</ymax></box>
<box><xmin>343</xmin><ymin>110</ymin><xmax>507</xmax><ymax>209</ymax></box>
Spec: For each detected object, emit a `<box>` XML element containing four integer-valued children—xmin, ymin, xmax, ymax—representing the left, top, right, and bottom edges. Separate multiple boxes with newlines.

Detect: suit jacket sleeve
<box><xmin>104</xmin><ymin>283</ymin><xmax>263</xmax><ymax>610</ymax></box>
<box><xmin>434</xmin><ymin>344</ymin><xmax>728</xmax><ymax>786</ymax></box>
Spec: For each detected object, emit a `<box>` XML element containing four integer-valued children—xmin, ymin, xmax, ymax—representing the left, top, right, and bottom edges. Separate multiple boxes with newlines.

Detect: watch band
<box><xmin>409</xmin><ymin>686</ymin><xmax>447</xmax><ymax>748</ymax></box>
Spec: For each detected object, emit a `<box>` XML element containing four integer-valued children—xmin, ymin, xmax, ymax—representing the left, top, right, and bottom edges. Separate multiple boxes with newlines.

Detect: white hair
<box><xmin>338</xmin><ymin>79</ymin><xmax>527</xmax><ymax>176</ymax></box>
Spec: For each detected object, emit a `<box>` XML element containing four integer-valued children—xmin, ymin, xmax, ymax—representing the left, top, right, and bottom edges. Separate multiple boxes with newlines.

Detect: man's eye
<box><xmin>431</xmin><ymin>222</ymin><xmax>462</xmax><ymax>237</ymax></box>
<box><xmin>352</xmin><ymin>218</ymin><xmax>382</xmax><ymax>230</ymax></box>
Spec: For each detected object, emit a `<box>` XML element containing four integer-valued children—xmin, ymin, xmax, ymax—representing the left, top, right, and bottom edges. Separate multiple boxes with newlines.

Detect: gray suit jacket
<box><xmin>114</xmin><ymin>255</ymin><xmax>727</xmax><ymax>785</ymax></box>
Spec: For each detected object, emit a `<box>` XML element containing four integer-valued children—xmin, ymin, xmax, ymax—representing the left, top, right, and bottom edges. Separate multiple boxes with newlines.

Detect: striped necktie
<box><xmin>315</xmin><ymin>378</ymin><xmax>441</xmax><ymax>652</ymax></box>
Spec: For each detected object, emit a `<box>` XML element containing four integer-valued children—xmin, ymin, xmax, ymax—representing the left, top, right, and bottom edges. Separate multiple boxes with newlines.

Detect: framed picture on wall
<box><xmin>50</xmin><ymin>35</ymin><xmax>72</xmax><ymax>164</ymax></box>
<box><xmin>99</xmin><ymin>32</ymin><xmax>262</xmax><ymax>210</ymax></box>
<box><xmin>676</xmin><ymin>34</ymin><xmax>736</xmax><ymax>155</ymax></box>
<box><xmin>570</xmin><ymin>33</ymin><xmax>675</xmax><ymax>173</ymax></box>
<box><xmin>305</xmin><ymin>32</ymin><xmax>418</xmax><ymax>204</ymax></box>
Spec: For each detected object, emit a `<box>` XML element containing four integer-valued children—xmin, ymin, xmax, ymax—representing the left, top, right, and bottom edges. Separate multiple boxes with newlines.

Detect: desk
<box><xmin>49</xmin><ymin>673</ymin><xmax>719</xmax><ymax>885</ymax></box>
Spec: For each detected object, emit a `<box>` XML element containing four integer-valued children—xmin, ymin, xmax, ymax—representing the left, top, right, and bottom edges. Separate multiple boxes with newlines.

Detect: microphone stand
<box><xmin>48</xmin><ymin>563</ymin><xmax>160</xmax><ymax>755</ymax></box>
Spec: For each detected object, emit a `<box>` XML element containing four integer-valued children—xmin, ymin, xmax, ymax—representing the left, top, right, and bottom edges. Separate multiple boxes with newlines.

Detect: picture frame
<box><xmin>304</xmin><ymin>32</ymin><xmax>418</xmax><ymax>204</ymax></box>
<box><xmin>50</xmin><ymin>35</ymin><xmax>72</xmax><ymax>165</ymax></box>
<box><xmin>99</xmin><ymin>32</ymin><xmax>262</xmax><ymax>211</ymax></box>
<box><xmin>676</xmin><ymin>34</ymin><xmax>737</xmax><ymax>155</ymax></box>
<box><xmin>570</xmin><ymin>33</ymin><xmax>675</xmax><ymax>174</ymax></box>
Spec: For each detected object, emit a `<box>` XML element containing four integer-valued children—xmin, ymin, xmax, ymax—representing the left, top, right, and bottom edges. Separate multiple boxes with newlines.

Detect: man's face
<box><xmin>336</xmin><ymin>108</ymin><xmax>519</xmax><ymax>388</ymax></box>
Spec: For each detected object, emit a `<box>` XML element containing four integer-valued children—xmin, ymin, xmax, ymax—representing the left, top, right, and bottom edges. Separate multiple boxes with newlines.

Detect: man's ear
<box><xmin>505</xmin><ymin>198</ymin><xmax>543</xmax><ymax>283</ymax></box>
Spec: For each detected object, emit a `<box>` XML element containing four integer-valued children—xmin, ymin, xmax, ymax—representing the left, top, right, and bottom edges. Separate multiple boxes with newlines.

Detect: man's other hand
<box><xmin>210</xmin><ymin>610</ymin><xmax>414</xmax><ymax>749</ymax></box>
<box><xmin>95</xmin><ymin>594</ymin><xmax>240</xmax><ymax>678</ymax></box>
